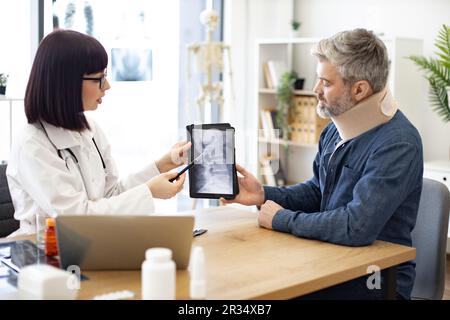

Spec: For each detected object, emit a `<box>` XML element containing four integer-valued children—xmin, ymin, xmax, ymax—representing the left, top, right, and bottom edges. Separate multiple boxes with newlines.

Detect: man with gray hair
<box><xmin>223</xmin><ymin>29</ymin><xmax>423</xmax><ymax>299</ymax></box>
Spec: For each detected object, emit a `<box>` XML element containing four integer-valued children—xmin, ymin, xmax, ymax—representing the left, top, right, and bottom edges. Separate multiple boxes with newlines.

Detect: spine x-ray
<box><xmin>187</xmin><ymin>124</ymin><xmax>238</xmax><ymax>199</ymax></box>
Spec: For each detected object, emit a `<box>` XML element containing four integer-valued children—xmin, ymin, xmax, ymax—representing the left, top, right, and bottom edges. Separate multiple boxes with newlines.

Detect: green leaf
<box><xmin>436</xmin><ymin>24</ymin><xmax>450</xmax><ymax>56</ymax></box>
<box><xmin>276</xmin><ymin>71</ymin><xmax>297</xmax><ymax>140</ymax></box>
<box><xmin>409</xmin><ymin>56</ymin><xmax>450</xmax><ymax>86</ymax></box>
<box><xmin>435</xmin><ymin>44</ymin><xmax>449</xmax><ymax>57</ymax></box>
<box><xmin>429</xmin><ymin>76</ymin><xmax>450</xmax><ymax>122</ymax></box>
<box><xmin>435</xmin><ymin>25</ymin><xmax>450</xmax><ymax>71</ymax></box>
<box><xmin>408</xmin><ymin>24</ymin><xmax>450</xmax><ymax>122</ymax></box>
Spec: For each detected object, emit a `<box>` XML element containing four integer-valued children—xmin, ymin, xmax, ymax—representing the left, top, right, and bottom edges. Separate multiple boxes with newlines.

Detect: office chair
<box><xmin>411</xmin><ymin>178</ymin><xmax>450</xmax><ymax>300</ymax></box>
<box><xmin>0</xmin><ymin>163</ymin><xmax>19</xmax><ymax>237</ymax></box>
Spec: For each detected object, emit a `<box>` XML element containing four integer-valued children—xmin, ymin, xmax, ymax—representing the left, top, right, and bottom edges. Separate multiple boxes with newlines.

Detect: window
<box><xmin>1</xmin><ymin>0</ymin><xmax>223</xmax><ymax>212</ymax></box>
<box><xmin>0</xmin><ymin>1</ymin><xmax>36</xmax><ymax>162</ymax></box>
<box><xmin>178</xmin><ymin>0</ymin><xmax>224</xmax><ymax>211</ymax></box>
<box><xmin>41</xmin><ymin>0</ymin><xmax>180</xmax><ymax>212</ymax></box>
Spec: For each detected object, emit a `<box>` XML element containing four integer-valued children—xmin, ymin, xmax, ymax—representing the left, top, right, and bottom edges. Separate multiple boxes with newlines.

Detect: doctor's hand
<box><xmin>220</xmin><ymin>164</ymin><xmax>265</xmax><ymax>206</ymax></box>
<box><xmin>146</xmin><ymin>171</ymin><xmax>186</xmax><ymax>199</ymax></box>
<box><xmin>258</xmin><ymin>200</ymin><xmax>283</xmax><ymax>230</ymax></box>
<box><xmin>156</xmin><ymin>141</ymin><xmax>192</xmax><ymax>173</ymax></box>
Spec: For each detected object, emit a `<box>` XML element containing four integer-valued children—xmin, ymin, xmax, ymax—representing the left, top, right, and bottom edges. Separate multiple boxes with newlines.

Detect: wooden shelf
<box><xmin>258</xmin><ymin>137</ymin><xmax>318</xmax><ymax>148</ymax></box>
<box><xmin>259</xmin><ymin>88</ymin><xmax>316</xmax><ymax>96</ymax></box>
<box><xmin>257</xmin><ymin>38</ymin><xmax>322</xmax><ymax>45</ymax></box>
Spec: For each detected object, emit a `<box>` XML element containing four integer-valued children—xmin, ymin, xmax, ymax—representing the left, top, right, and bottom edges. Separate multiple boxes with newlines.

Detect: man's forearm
<box><xmin>271</xmin><ymin>207</ymin><xmax>376</xmax><ymax>247</ymax></box>
<box><xmin>263</xmin><ymin>179</ymin><xmax>321</xmax><ymax>213</ymax></box>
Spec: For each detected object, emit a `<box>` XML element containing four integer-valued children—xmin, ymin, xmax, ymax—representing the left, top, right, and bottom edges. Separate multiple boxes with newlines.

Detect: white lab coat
<box><xmin>6</xmin><ymin>117</ymin><xmax>159</xmax><ymax>236</ymax></box>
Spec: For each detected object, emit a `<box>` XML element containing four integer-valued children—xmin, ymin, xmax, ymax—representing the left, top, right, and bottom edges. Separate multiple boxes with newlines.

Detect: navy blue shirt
<box><xmin>264</xmin><ymin>110</ymin><xmax>423</xmax><ymax>299</ymax></box>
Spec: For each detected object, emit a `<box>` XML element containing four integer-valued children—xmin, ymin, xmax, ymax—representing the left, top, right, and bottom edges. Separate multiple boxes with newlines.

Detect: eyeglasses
<box><xmin>82</xmin><ymin>71</ymin><xmax>107</xmax><ymax>90</ymax></box>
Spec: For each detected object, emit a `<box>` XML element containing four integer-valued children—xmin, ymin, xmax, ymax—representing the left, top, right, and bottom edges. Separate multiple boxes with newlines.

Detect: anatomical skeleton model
<box><xmin>186</xmin><ymin>1</ymin><xmax>235</xmax><ymax>123</ymax></box>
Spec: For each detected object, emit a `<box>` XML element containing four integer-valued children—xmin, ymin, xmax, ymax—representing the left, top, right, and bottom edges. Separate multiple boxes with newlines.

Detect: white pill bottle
<box><xmin>141</xmin><ymin>248</ymin><xmax>176</xmax><ymax>300</ymax></box>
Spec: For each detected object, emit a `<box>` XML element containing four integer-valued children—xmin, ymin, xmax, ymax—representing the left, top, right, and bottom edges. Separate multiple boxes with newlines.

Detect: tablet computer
<box><xmin>186</xmin><ymin>123</ymin><xmax>239</xmax><ymax>199</ymax></box>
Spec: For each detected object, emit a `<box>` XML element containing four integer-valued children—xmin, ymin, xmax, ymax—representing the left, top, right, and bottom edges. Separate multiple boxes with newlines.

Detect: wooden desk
<box><xmin>1</xmin><ymin>206</ymin><xmax>415</xmax><ymax>299</ymax></box>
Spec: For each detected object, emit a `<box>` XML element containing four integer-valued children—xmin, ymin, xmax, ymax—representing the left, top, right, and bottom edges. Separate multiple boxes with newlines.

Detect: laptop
<box><xmin>55</xmin><ymin>215</ymin><xmax>195</xmax><ymax>271</ymax></box>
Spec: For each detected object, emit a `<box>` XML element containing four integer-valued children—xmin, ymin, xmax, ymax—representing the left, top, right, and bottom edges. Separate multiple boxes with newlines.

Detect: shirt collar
<box><xmin>40</xmin><ymin>118</ymin><xmax>96</xmax><ymax>150</ymax></box>
<box><xmin>331</xmin><ymin>87</ymin><xmax>398</xmax><ymax>141</ymax></box>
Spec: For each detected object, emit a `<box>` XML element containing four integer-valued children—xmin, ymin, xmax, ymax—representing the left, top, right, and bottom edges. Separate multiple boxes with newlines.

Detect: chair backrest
<box><xmin>411</xmin><ymin>178</ymin><xmax>450</xmax><ymax>300</ymax></box>
<box><xmin>0</xmin><ymin>164</ymin><xmax>19</xmax><ymax>237</ymax></box>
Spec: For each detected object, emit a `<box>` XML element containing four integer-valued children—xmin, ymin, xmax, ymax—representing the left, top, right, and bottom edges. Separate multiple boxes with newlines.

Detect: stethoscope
<box><xmin>39</xmin><ymin>121</ymin><xmax>106</xmax><ymax>192</ymax></box>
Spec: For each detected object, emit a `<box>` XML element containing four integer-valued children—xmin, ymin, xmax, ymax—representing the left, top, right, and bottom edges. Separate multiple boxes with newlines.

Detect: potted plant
<box><xmin>409</xmin><ymin>24</ymin><xmax>450</xmax><ymax>122</ymax></box>
<box><xmin>275</xmin><ymin>71</ymin><xmax>297</xmax><ymax>140</ymax></box>
<box><xmin>0</xmin><ymin>73</ymin><xmax>8</xmax><ymax>95</ymax></box>
<box><xmin>290</xmin><ymin>20</ymin><xmax>302</xmax><ymax>38</ymax></box>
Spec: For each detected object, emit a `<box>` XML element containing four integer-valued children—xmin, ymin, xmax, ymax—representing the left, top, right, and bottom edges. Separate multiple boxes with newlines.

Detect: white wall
<box><xmin>295</xmin><ymin>0</ymin><xmax>450</xmax><ymax>161</ymax></box>
<box><xmin>0</xmin><ymin>0</ymin><xmax>37</xmax><ymax>161</ymax></box>
<box><xmin>224</xmin><ymin>0</ymin><xmax>293</xmax><ymax>175</ymax></box>
<box><xmin>0</xmin><ymin>0</ymin><xmax>36</xmax><ymax>98</ymax></box>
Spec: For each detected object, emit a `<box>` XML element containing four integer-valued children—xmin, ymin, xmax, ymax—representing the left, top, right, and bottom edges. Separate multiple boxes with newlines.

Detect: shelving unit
<box><xmin>258</xmin><ymin>88</ymin><xmax>315</xmax><ymax>96</ymax></box>
<box><xmin>258</xmin><ymin>137</ymin><xmax>317</xmax><ymax>148</ymax></box>
<box><xmin>255</xmin><ymin>37</ymin><xmax>424</xmax><ymax>185</ymax></box>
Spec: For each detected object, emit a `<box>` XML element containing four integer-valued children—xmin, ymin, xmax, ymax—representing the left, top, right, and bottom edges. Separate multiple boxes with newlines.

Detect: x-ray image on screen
<box><xmin>191</xmin><ymin>128</ymin><xmax>234</xmax><ymax>195</ymax></box>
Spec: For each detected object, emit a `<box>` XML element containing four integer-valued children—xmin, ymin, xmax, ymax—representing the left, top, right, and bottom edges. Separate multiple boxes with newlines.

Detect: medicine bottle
<box><xmin>141</xmin><ymin>248</ymin><xmax>175</xmax><ymax>300</ymax></box>
<box><xmin>190</xmin><ymin>246</ymin><xmax>206</xmax><ymax>299</ymax></box>
<box><xmin>44</xmin><ymin>218</ymin><xmax>58</xmax><ymax>257</ymax></box>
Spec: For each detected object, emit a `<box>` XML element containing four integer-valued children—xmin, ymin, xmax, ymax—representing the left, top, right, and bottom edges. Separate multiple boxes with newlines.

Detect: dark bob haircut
<box><xmin>25</xmin><ymin>29</ymin><xmax>108</xmax><ymax>131</ymax></box>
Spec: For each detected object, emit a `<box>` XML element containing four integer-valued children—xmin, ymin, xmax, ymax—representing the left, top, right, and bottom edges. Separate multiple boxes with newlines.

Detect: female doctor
<box><xmin>6</xmin><ymin>29</ymin><xmax>189</xmax><ymax>236</ymax></box>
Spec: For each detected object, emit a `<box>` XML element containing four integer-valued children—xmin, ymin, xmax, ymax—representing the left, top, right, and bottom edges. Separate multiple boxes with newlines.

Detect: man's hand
<box><xmin>258</xmin><ymin>200</ymin><xmax>284</xmax><ymax>230</ymax></box>
<box><xmin>221</xmin><ymin>164</ymin><xmax>265</xmax><ymax>206</ymax></box>
<box><xmin>156</xmin><ymin>141</ymin><xmax>191</xmax><ymax>173</ymax></box>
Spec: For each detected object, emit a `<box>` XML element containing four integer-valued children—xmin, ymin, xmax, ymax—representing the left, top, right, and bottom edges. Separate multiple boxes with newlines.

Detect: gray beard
<box><xmin>316</xmin><ymin>92</ymin><xmax>356</xmax><ymax>118</ymax></box>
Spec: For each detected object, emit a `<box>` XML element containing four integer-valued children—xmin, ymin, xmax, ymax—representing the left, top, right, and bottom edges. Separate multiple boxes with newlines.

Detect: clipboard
<box><xmin>186</xmin><ymin>123</ymin><xmax>239</xmax><ymax>199</ymax></box>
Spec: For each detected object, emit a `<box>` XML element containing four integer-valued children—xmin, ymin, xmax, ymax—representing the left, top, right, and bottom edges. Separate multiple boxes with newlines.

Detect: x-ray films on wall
<box><xmin>52</xmin><ymin>0</ymin><xmax>154</xmax><ymax>82</ymax></box>
<box><xmin>111</xmin><ymin>48</ymin><xmax>152</xmax><ymax>81</ymax></box>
